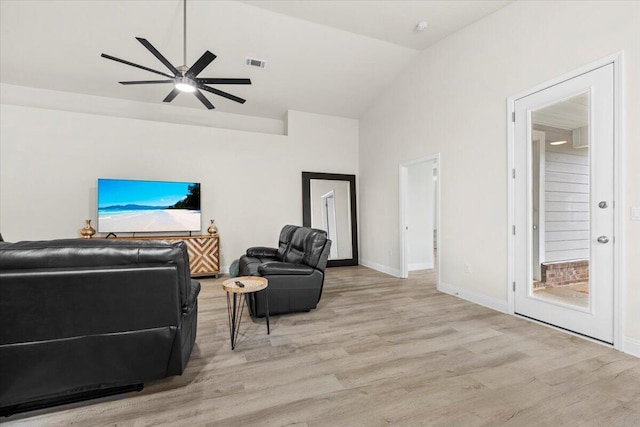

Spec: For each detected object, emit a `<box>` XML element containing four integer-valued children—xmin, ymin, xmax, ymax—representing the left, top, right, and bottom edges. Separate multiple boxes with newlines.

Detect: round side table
<box><xmin>222</xmin><ymin>276</ymin><xmax>269</xmax><ymax>350</ymax></box>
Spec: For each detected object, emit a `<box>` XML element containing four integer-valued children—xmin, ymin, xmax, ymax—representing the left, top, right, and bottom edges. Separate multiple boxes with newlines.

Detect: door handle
<box><xmin>597</xmin><ymin>236</ymin><xmax>609</xmax><ymax>244</ymax></box>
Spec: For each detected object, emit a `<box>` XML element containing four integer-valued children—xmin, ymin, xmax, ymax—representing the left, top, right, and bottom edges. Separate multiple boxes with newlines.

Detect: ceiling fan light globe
<box><xmin>175</xmin><ymin>77</ymin><xmax>196</xmax><ymax>93</ymax></box>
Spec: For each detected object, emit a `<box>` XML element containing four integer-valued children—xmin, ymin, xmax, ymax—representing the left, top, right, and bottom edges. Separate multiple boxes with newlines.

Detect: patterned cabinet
<box><xmin>113</xmin><ymin>235</ymin><xmax>220</xmax><ymax>277</ymax></box>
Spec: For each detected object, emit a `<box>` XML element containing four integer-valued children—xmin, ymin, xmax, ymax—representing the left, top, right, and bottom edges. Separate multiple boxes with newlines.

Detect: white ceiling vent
<box><xmin>245</xmin><ymin>57</ymin><xmax>267</xmax><ymax>69</ymax></box>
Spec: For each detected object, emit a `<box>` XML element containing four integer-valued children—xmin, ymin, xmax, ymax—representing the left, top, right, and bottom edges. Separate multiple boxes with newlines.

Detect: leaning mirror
<box><xmin>302</xmin><ymin>172</ymin><xmax>358</xmax><ymax>267</ymax></box>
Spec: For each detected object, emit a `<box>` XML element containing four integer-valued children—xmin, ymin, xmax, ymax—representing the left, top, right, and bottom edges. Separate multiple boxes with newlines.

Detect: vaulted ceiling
<box><xmin>0</xmin><ymin>1</ymin><xmax>511</xmax><ymax>120</ymax></box>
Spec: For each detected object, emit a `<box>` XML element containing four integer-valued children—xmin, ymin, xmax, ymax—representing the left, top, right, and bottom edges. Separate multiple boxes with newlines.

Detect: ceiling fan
<box><xmin>101</xmin><ymin>0</ymin><xmax>250</xmax><ymax>110</ymax></box>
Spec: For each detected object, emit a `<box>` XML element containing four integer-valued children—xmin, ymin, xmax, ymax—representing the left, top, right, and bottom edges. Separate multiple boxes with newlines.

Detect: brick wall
<box><xmin>541</xmin><ymin>260</ymin><xmax>589</xmax><ymax>287</ymax></box>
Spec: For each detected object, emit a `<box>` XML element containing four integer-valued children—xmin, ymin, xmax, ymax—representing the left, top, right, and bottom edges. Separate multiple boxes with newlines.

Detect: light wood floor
<box><xmin>6</xmin><ymin>266</ymin><xmax>640</xmax><ymax>426</ymax></box>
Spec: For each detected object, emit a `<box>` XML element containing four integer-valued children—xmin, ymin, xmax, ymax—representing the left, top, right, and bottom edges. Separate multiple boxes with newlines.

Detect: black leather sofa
<box><xmin>239</xmin><ymin>225</ymin><xmax>331</xmax><ymax>317</ymax></box>
<box><xmin>0</xmin><ymin>238</ymin><xmax>200</xmax><ymax>416</ymax></box>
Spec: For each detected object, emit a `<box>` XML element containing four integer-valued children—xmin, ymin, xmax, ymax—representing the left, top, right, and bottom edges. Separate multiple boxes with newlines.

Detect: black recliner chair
<box><xmin>238</xmin><ymin>225</ymin><xmax>331</xmax><ymax>317</ymax></box>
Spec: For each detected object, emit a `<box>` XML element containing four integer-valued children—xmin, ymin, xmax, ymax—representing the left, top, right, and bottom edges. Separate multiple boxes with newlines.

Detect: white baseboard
<box><xmin>359</xmin><ymin>258</ymin><xmax>402</xmax><ymax>278</ymax></box>
<box><xmin>438</xmin><ymin>281</ymin><xmax>508</xmax><ymax>313</ymax></box>
<box><xmin>409</xmin><ymin>261</ymin><xmax>434</xmax><ymax>271</ymax></box>
<box><xmin>623</xmin><ymin>337</ymin><xmax>640</xmax><ymax>358</ymax></box>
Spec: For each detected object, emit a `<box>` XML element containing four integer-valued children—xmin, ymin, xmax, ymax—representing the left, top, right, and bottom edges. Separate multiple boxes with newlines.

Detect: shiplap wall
<box><xmin>544</xmin><ymin>150</ymin><xmax>589</xmax><ymax>263</ymax></box>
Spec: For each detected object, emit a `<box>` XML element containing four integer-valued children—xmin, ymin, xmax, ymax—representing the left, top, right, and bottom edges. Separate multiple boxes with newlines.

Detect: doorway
<box><xmin>399</xmin><ymin>154</ymin><xmax>440</xmax><ymax>280</ymax></box>
<box><xmin>511</xmin><ymin>62</ymin><xmax>617</xmax><ymax>344</ymax></box>
<box><xmin>321</xmin><ymin>190</ymin><xmax>339</xmax><ymax>259</ymax></box>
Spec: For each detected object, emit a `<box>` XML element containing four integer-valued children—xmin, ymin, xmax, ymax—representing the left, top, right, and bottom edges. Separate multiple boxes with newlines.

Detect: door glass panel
<box><xmin>530</xmin><ymin>93</ymin><xmax>590</xmax><ymax>308</ymax></box>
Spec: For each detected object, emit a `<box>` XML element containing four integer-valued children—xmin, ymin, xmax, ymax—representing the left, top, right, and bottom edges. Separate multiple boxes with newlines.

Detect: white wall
<box><xmin>407</xmin><ymin>161</ymin><xmax>434</xmax><ymax>270</ymax></box>
<box><xmin>0</xmin><ymin>99</ymin><xmax>358</xmax><ymax>271</ymax></box>
<box><xmin>358</xmin><ymin>1</ymin><xmax>640</xmax><ymax>347</ymax></box>
<box><xmin>0</xmin><ymin>84</ymin><xmax>285</xmax><ymax>135</ymax></box>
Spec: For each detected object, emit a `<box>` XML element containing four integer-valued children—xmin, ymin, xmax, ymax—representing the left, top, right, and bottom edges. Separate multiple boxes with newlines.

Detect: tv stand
<box><xmin>113</xmin><ymin>234</ymin><xmax>220</xmax><ymax>278</ymax></box>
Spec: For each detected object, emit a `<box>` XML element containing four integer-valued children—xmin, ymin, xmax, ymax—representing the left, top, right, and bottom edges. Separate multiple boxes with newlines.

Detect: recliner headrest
<box><xmin>278</xmin><ymin>225</ymin><xmax>300</xmax><ymax>260</ymax></box>
<box><xmin>283</xmin><ymin>227</ymin><xmax>328</xmax><ymax>268</ymax></box>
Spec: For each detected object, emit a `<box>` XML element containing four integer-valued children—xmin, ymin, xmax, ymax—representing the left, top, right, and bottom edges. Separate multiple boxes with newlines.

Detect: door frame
<box><xmin>506</xmin><ymin>52</ymin><xmax>624</xmax><ymax>349</ymax></box>
<box><xmin>399</xmin><ymin>153</ymin><xmax>441</xmax><ymax>280</ymax></box>
<box><xmin>321</xmin><ymin>189</ymin><xmax>339</xmax><ymax>259</ymax></box>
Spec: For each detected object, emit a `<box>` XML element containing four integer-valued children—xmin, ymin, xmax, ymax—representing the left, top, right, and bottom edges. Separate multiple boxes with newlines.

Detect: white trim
<box><xmin>507</xmin><ymin>97</ymin><xmax>516</xmax><ymax>315</ymax></box>
<box><xmin>438</xmin><ymin>282</ymin><xmax>508</xmax><ymax>314</ymax></box>
<box><xmin>507</xmin><ymin>52</ymin><xmax>624</xmax><ymax>348</ymax></box>
<box><xmin>507</xmin><ymin>52</ymin><xmax>623</xmax><ymax>102</ymax></box>
<box><xmin>399</xmin><ymin>165</ymin><xmax>408</xmax><ymax>278</ymax></box>
<box><xmin>613</xmin><ymin>53</ymin><xmax>625</xmax><ymax>352</ymax></box>
<box><xmin>360</xmin><ymin>258</ymin><xmax>402</xmax><ymax>278</ymax></box>
<box><xmin>623</xmin><ymin>337</ymin><xmax>640</xmax><ymax>359</ymax></box>
<box><xmin>408</xmin><ymin>261</ymin><xmax>435</xmax><ymax>271</ymax></box>
<box><xmin>399</xmin><ymin>153</ymin><xmax>441</xmax><ymax>281</ymax></box>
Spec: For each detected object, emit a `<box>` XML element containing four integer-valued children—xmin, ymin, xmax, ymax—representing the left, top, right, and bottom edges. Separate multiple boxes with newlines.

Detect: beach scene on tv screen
<box><xmin>98</xmin><ymin>179</ymin><xmax>201</xmax><ymax>233</ymax></box>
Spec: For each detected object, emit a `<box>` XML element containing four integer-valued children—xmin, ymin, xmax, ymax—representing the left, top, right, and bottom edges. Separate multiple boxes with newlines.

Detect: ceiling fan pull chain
<box><xmin>183</xmin><ymin>0</ymin><xmax>187</xmax><ymax>69</ymax></box>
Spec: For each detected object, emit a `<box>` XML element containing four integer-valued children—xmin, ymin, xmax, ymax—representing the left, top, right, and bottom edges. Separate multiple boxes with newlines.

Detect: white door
<box><xmin>514</xmin><ymin>64</ymin><xmax>615</xmax><ymax>343</ymax></box>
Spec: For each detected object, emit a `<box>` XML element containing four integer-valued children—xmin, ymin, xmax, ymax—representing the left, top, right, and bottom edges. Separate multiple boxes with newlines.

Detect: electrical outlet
<box><xmin>464</xmin><ymin>264</ymin><xmax>471</xmax><ymax>274</ymax></box>
<box><xmin>388</xmin><ymin>249</ymin><xmax>393</xmax><ymax>257</ymax></box>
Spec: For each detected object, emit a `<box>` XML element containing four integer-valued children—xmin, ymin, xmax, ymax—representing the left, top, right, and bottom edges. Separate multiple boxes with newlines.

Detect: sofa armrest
<box><xmin>183</xmin><ymin>279</ymin><xmax>201</xmax><ymax>314</ymax></box>
<box><xmin>258</xmin><ymin>262</ymin><xmax>314</xmax><ymax>276</ymax></box>
<box><xmin>247</xmin><ymin>246</ymin><xmax>278</xmax><ymax>258</ymax></box>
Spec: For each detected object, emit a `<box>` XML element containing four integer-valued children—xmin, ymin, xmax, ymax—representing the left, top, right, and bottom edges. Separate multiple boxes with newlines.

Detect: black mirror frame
<box><xmin>302</xmin><ymin>172</ymin><xmax>358</xmax><ymax>267</ymax></box>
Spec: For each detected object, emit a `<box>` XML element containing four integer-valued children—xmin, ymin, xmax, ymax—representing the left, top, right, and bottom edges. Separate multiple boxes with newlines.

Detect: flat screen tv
<box><xmin>97</xmin><ymin>178</ymin><xmax>201</xmax><ymax>233</ymax></box>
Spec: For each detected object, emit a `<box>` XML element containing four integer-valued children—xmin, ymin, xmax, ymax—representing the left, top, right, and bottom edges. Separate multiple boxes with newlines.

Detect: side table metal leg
<box><xmin>226</xmin><ymin>292</ymin><xmax>234</xmax><ymax>348</ymax></box>
<box><xmin>226</xmin><ymin>292</ymin><xmax>246</xmax><ymax>350</ymax></box>
<box><xmin>264</xmin><ymin>288</ymin><xmax>270</xmax><ymax>335</ymax></box>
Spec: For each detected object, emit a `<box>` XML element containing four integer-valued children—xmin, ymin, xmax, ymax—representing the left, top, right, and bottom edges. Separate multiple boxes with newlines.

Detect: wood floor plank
<box><xmin>4</xmin><ymin>266</ymin><xmax>640</xmax><ymax>426</ymax></box>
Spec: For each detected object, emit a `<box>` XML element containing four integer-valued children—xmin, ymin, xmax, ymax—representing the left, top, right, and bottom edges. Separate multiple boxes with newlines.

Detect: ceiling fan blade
<box><xmin>193</xmin><ymin>89</ymin><xmax>215</xmax><ymax>110</ymax></box>
<box><xmin>163</xmin><ymin>88</ymin><xmax>180</xmax><ymax>103</ymax></box>
<box><xmin>198</xmin><ymin>84</ymin><xmax>246</xmax><ymax>104</ymax></box>
<box><xmin>136</xmin><ymin>37</ymin><xmax>180</xmax><ymax>76</ymax></box>
<box><xmin>101</xmin><ymin>53</ymin><xmax>174</xmax><ymax>78</ymax></box>
<box><xmin>119</xmin><ymin>79</ymin><xmax>174</xmax><ymax>85</ymax></box>
<box><xmin>196</xmin><ymin>78</ymin><xmax>251</xmax><ymax>85</ymax></box>
<box><xmin>186</xmin><ymin>51</ymin><xmax>217</xmax><ymax>79</ymax></box>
